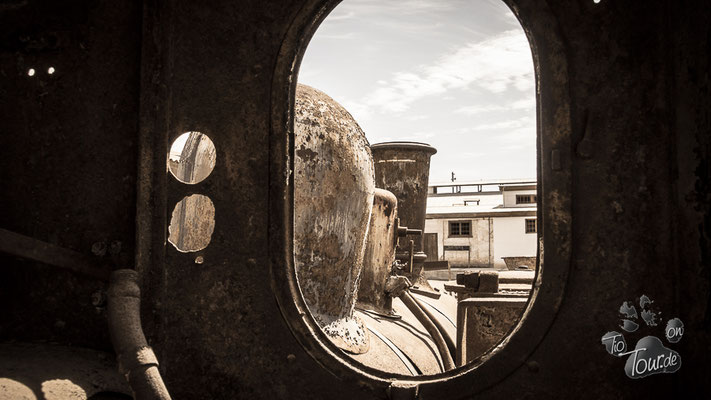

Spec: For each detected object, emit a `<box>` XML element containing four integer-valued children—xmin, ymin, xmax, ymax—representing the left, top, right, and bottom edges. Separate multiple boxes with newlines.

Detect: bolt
<box><xmin>109</xmin><ymin>240</ymin><xmax>122</xmax><ymax>255</ymax></box>
<box><xmin>91</xmin><ymin>289</ymin><xmax>107</xmax><ymax>307</ymax></box>
<box><xmin>91</xmin><ymin>241</ymin><xmax>107</xmax><ymax>257</ymax></box>
<box><xmin>526</xmin><ymin>360</ymin><xmax>540</xmax><ymax>373</ymax></box>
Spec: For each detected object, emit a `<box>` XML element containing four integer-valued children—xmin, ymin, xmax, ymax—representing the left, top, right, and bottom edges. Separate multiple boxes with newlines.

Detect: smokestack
<box><xmin>370</xmin><ymin>142</ymin><xmax>437</xmax><ymax>285</ymax></box>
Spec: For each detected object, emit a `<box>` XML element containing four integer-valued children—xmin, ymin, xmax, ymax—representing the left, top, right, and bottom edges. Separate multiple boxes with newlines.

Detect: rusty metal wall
<box><xmin>0</xmin><ymin>0</ymin><xmax>709</xmax><ymax>399</ymax></box>
<box><xmin>358</xmin><ymin>188</ymin><xmax>398</xmax><ymax>315</ymax></box>
<box><xmin>0</xmin><ymin>0</ymin><xmax>142</xmax><ymax>351</ymax></box>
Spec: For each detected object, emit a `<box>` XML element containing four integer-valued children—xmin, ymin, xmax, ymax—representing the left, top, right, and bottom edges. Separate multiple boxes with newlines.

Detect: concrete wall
<box><xmin>426</xmin><ymin>215</ymin><xmax>537</xmax><ymax>268</ymax></box>
<box><xmin>502</xmin><ymin>188</ymin><xmax>537</xmax><ymax>208</ymax></box>
<box><xmin>425</xmin><ymin>217</ymin><xmax>492</xmax><ymax>267</ymax></box>
<box><xmin>492</xmin><ymin>216</ymin><xmax>537</xmax><ymax>267</ymax></box>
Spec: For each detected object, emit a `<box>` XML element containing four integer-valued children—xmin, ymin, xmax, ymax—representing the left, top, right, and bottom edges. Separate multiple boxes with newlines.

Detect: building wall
<box><xmin>425</xmin><ymin>217</ymin><xmax>492</xmax><ymax>267</ymax></box>
<box><xmin>492</xmin><ymin>216</ymin><xmax>537</xmax><ymax>267</ymax></box>
<box><xmin>502</xmin><ymin>188</ymin><xmax>537</xmax><ymax>208</ymax></box>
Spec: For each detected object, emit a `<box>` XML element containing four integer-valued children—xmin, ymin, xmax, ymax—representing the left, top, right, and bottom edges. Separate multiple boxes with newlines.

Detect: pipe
<box><xmin>409</xmin><ymin>293</ymin><xmax>456</xmax><ymax>362</ymax></box>
<box><xmin>107</xmin><ymin>269</ymin><xmax>171</xmax><ymax>400</ymax></box>
<box><xmin>400</xmin><ymin>291</ymin><xmax>455</xmax><ymax>371</ymax></box>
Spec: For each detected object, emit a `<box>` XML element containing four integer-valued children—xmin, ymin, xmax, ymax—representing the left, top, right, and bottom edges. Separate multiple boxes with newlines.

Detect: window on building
<box><xmin>525</xmin><ymin>218</ymin><xmax>537</xmax><ymax>233</ymax></box>
<box><xmin>444</xmin><ymin>245</ymin><xmax>470</xmax><ymax>251</ymax></box>
<box><xmin>516</xmin><ymin>194</ymin><xmax>537</xmax><ymax>204</ymax></box>
<box><xmin>449</xmin><ymin>221</ymin><xmax>471</xmax><ymax>237</ymax></box>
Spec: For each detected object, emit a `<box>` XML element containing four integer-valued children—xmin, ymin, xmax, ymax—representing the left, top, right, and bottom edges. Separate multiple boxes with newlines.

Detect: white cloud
<box><xmin>316</xmin><ymin>32</ymin><xmax>357</xmax><ymax>40</ymax></box>
<box><xmin>326</xmin><ymin>11</ymin><xmax>356</xmax><ymax>21</ymax></box>
<box><xmin>471</xmin><ymin>115</ymin><xmax>533</xmax><ymax>132</ymax></box>
<box><xmin>360</xmin><ymin>29</ymin><xmax>533</xmax><ymax>114</ymax></box>
<box><xmin>454</xmin><ymin>97</ymin><xmax>535</xmax><ymax>115</ymax></box>
<box><xmin>340</xmin><ymin>100</ymin><xmax>372</xmax><ymax>123</ymax></box>
<box><xmin>336</xmin><ymin>0</ymin><xmax>456</xmax><ymax>16</ymax></box>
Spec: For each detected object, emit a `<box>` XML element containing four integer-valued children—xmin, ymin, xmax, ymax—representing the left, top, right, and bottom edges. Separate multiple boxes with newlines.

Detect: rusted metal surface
<box><xmin>455</xmin><ymin>297</ymin><xmax>527</xmax><ymax>367</ymax></box>
<box><xmin>0</xmin><ymin>227</ymin><xmax>111</xmax><ymax>280</ymax></box>
<box><xmin>370</xmin><ymin>142</ymin><xmax>437</xmax><ymax>256</ymax></box>
<box><xmin>501</xmin><ymin>256</ymin><xmax>536</xmax><ymax>270</ymax></box>
<box><xmin>293</xmin><ymin>83</ymin><xmax>374</xmax><ymax>353</ymax></box>
<box><xmin>352</xmin><ymin>292</ymin><xmax>457</xmax><ymax>376</ymax></box>
<box><xmin>371</xmin><ymin>142</ymin><xmax>437</xmax><ymax>291</ymax></box>
<box><xmin>0</xmin><ymin>0</ymin><xmax>141</xmax><ymax>352</ymax></box>
<box><xmin>456</xmin><ymin>271</ymin><xmax>499</xmax><ymax>293</ymax></box>
<box><xmin>358</xmin><ymin>188</ymin><xmax>399</xmax><ymax>315</ymax></box>
<box><xmin>409</xmin><ymin>292</ymin><xmax>456</xmax><ymax>362</ymax></box>
<box><xmin>400</xmin><ymin>291</ymin><xmax>455</xmax><ymax>371</ymax></box>
<box><xmin>0</xmin><ymin>0</ymin><xmax>709</xmax><ymax>399</ymax></box>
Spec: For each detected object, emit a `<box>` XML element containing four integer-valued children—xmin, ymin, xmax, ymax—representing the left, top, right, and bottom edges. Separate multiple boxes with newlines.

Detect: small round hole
<box><xmin>48</xmin><ymin>67</ymin><xmax>55</xmax><ymax>74</ymax></box>
<box><xmin>168</xmin><ymin>194</ymin><xmax>216</xmax><ymax>253</ymax></box>
<box><xmin>168</xmin><ymin>131</ymin><xmax>217</xmax><ymax>184</ymax></box>
<box><xmin>27</xmin><ymin>68</ymin><xmax>35</xmax><ymax>77</ymax></box>
<box><xmin>593</xmin><ymin>0</ymin><xmax>601</xmax><ymax>3</ymax></box>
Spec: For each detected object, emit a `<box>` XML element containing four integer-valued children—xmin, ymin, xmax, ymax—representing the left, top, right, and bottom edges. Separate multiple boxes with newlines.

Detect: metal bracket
<box><xmin>387</xmin><ymin>381</ymin><xmax>419</xmax><ymax>400</ymax></box>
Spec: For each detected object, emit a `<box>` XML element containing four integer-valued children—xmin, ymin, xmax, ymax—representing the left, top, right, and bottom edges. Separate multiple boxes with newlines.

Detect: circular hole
<box><xmin>168</xmin><ymin>131</ymin><xmax>216</xmax><ymax>184</ymax></box>
<box><xmin>27</xmin><ymin>68</ymin><xmax>35</xmax><ymax>77</ymax></box>
<box><xmin>168</xmin><ymin>194</ymin><xmax>215</xmax><ymax>253</ymax></box>
<box><xmin>594</xmin><ymin>0</ymin><xmax>601</xmax><ymax>3</ymax></box>
<box><xmin>48</xmin><ymin>67</ymin><xmax>55</xmax><ymax>74</ymax></box>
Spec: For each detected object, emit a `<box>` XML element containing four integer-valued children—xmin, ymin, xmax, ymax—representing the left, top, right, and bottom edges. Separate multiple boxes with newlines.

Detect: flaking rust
<box><xmin>293</xmin><ymin>84</ymin><xmax>374</xmax><ymax>354</ymax></box>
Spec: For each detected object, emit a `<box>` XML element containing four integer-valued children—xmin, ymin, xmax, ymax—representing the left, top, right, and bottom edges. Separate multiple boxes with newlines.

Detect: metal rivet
<box><xmin>91</xmin><ymin>241</ymin><xmax>107</xmax><ymax>257</ymax></box>
<box><xmin>527</xmin><ymin>360</ymin><xmax>540</xmax><ymax>373</ymax></box>
<box><xmin>91</xmin><ymin>289</ymin><xmax>107</xmax><ymax>307</ymax></box>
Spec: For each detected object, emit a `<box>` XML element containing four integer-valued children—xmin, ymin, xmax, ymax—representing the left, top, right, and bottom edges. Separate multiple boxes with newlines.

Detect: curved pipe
<box><xmin>409</xmin><ymin>294</ymin><xmax>456</xmax><ymax>362</ymax></box>
<box><xmin>400</xmin><ymin>291</ymin><xmax>455</xmax><ymax>371</ymax></box>
<box><xmin>107</xmin><ymin>269</ymin><xmax>171</xmax><ymax>400</ymax></box>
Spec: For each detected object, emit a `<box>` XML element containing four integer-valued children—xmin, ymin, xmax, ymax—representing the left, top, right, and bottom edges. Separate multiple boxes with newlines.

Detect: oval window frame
<box><xmin>268</xmin><ymin>0</ymin><xmax>573</xmax><ymax>397</ymax></box>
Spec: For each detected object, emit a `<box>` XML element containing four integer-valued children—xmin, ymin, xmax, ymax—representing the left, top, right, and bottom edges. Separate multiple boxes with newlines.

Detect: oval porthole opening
<box><xmin>293</xmin><ymin>0</ymin><xmax>538</xmax><ymax>378</ymax></box>
<box><xmin>269</xmin><ymin>0</ymin><xmax>573</xmax><ymax>396</ymax></box>
<box><xmin>168</xmin><ymin>194</ymin><xmax>216</xmax><ymax>253</ymax></box>
<box><xmin>168</xmin><ymin>131</ymin><xmax>217</xmax><ymax>184</ymax></box>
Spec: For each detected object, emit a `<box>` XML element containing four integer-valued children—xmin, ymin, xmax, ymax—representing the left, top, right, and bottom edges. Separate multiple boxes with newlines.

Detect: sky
<box><xmin>298</xmin><ymin>0</ymin><xmax>536</xmax><ymax>184</ymax></box>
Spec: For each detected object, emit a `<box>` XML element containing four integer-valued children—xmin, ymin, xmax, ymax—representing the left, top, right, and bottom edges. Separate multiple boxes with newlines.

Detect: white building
<box><xmin>423</xmin><ymin>179</ymin><xmax>537</xmax><ymax>269</ymax></box>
